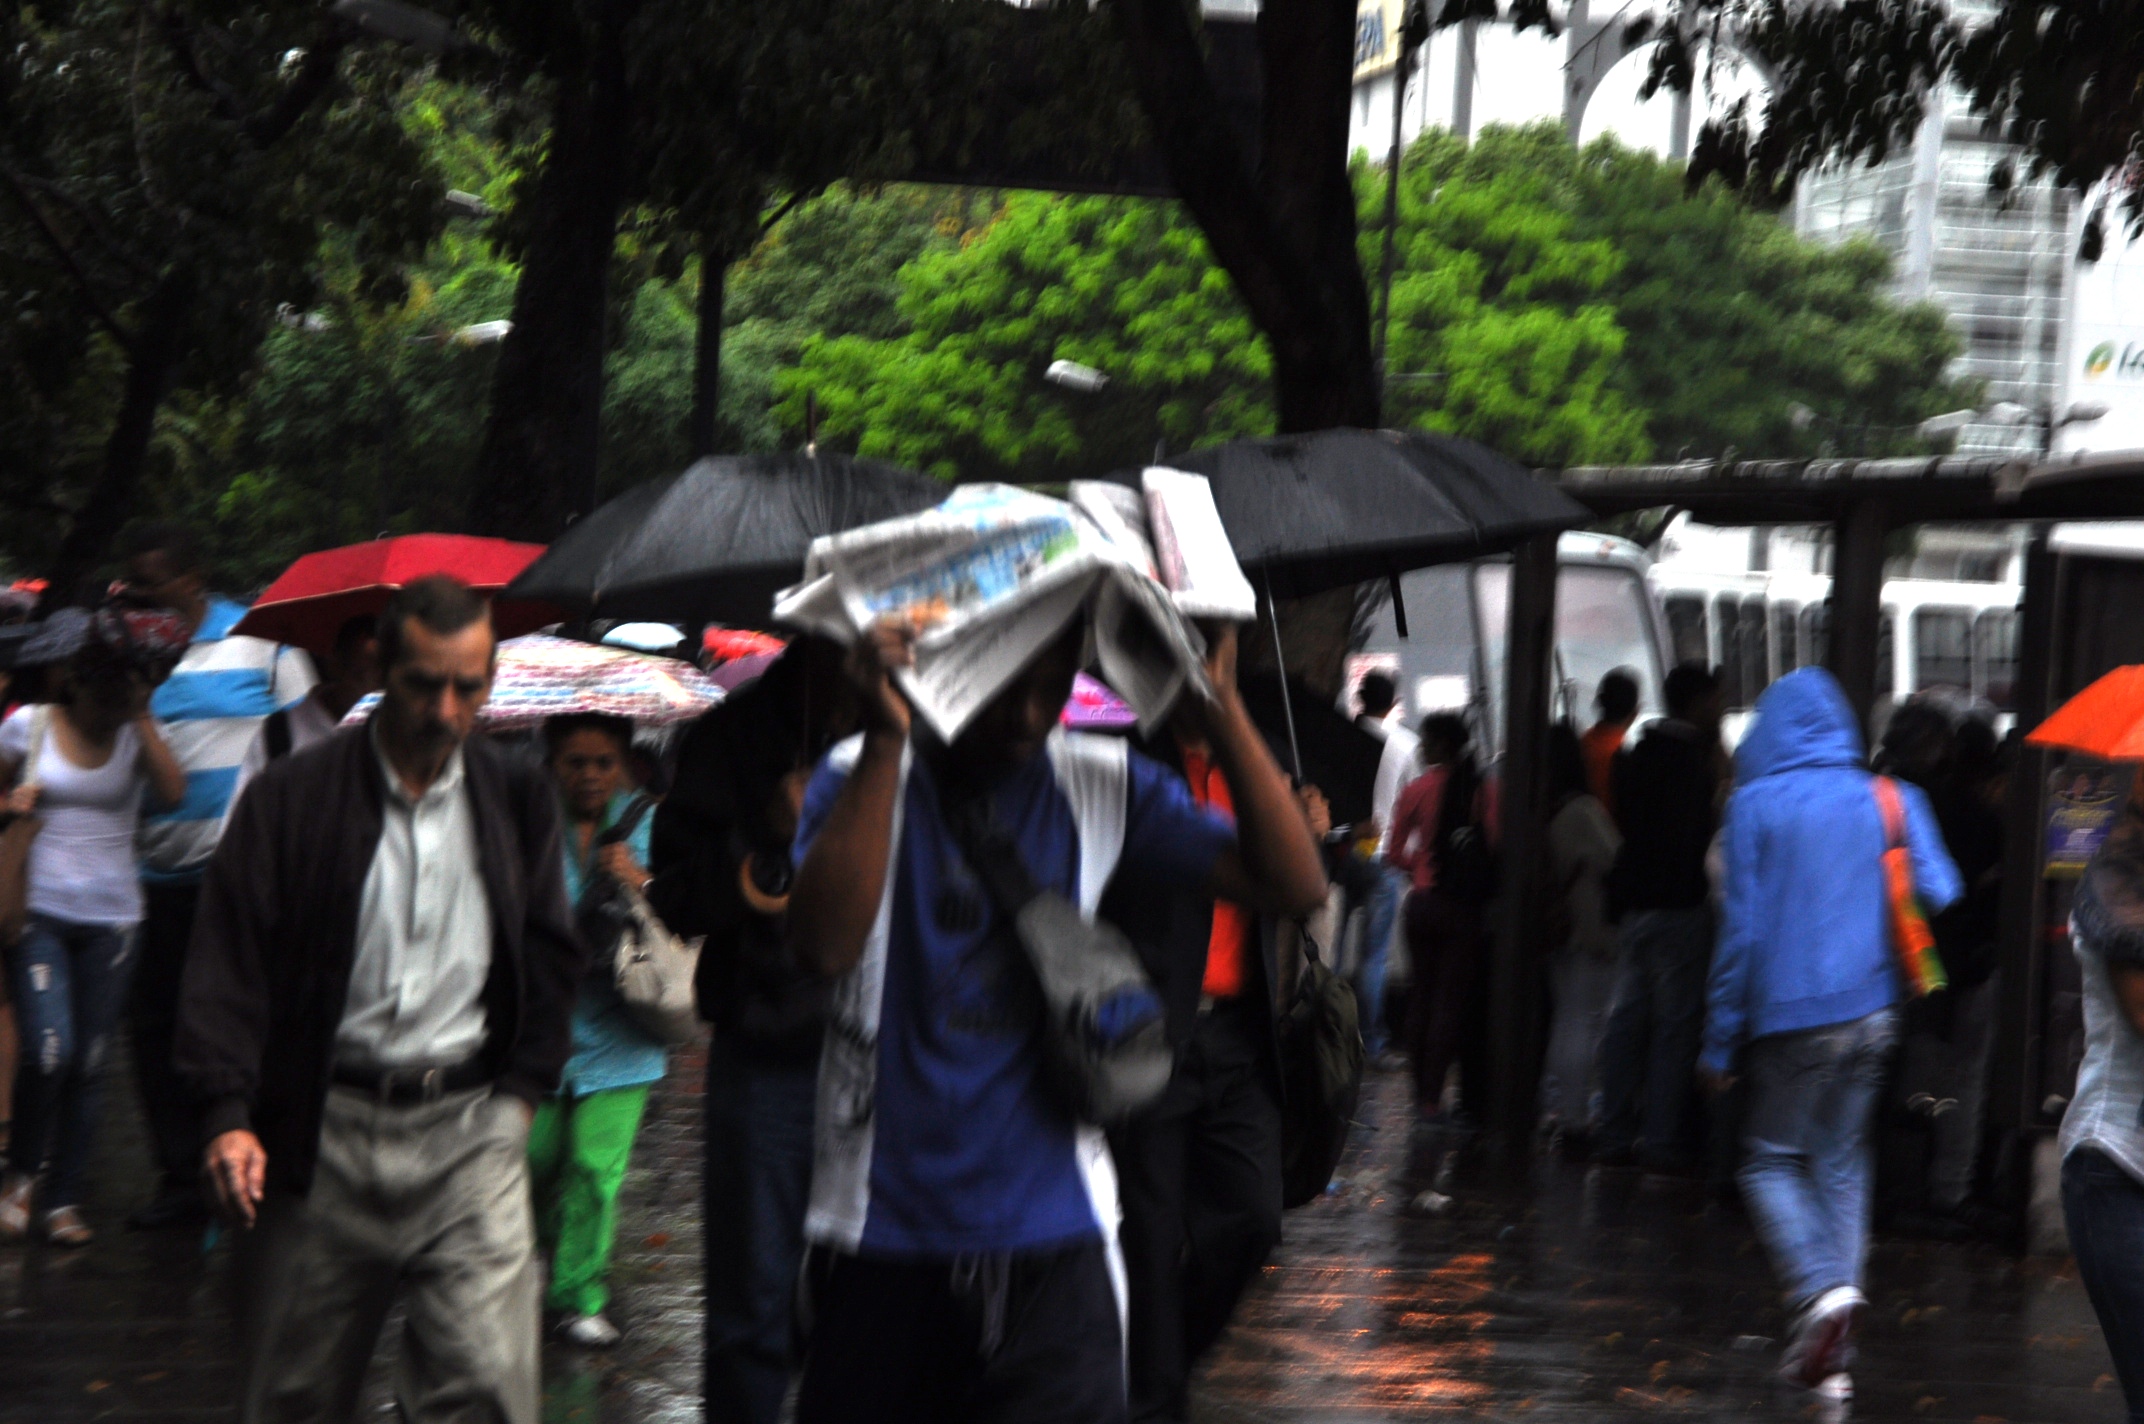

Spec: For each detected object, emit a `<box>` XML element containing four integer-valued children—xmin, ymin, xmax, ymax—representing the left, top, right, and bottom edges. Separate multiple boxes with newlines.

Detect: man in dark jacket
<box><xmin>1101</xmin><ymin>711</ymin><xmax>1299</xmax><ymax>1424</ymax></box>
<box><xmin>177</xmin><ymin>578</ymin><xmax>582</xmax><ymax>1424</ymax></box>
<box><xmin>646</xmin><ymin>639</ymin><xmax>852</xmax><ymax>1424</ymax></box>
<box><xmin>1595</xmin><ymin>661</ymin><xmax>1723</xmax><ymax>1171</ymax></box>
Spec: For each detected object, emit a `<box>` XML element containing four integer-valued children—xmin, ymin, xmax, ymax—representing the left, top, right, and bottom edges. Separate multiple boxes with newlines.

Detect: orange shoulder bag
<box><xmin>1874</xmin><ymin>776</ymin><xmax>1948</xmax><ymax>997</ymax></box>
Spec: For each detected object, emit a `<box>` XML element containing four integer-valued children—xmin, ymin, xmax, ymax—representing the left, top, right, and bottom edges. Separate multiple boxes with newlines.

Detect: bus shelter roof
<box><xmin>1554</xmin><ymin>450</ymin><xmax>2144</xmax><ymax>524</ymax></box>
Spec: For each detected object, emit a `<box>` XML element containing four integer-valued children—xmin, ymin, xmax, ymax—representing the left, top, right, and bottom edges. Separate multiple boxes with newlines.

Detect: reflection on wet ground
<box><xmin>0</xmin><ymin>1050</ymin><xmax>2120</xmax><ymax>1422</ymax></box>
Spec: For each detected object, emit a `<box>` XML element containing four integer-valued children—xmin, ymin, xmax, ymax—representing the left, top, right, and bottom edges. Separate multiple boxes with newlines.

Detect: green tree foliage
<box><xmin>1362</xmin><ymin>130</ymin><xmax>1652</xmax><ymax>466</ymax></box>
<box><xmin>1385</xmin><ymin>125</ymin><xmax>1969</xmax><ymax>462</ymax></box>
<box><xmin>0</xmin><ymin>0</ymin><xmax>443</xmax><ymax>590</ymax></box>
<box><xmin>788</xmin><ymin>193</ymin><xmax>1272</xmax><ymax>482</ymax></box>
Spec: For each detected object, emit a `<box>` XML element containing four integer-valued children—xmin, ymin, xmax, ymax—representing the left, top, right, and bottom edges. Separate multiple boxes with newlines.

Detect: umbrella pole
<box><xmin>1262</xmin><ymin>569</ymin><xmax>1303</xmax><ymax>781</ymax></box>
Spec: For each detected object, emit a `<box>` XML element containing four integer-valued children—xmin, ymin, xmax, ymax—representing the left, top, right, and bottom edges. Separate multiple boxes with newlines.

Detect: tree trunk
<box><xmin>1112</xmin><ymin>0</ymin><xmax>1378</xmax><ymax>433</ymax></box>
<box><xmin>690</xmin><ymin>237</ymin><xmax>726</xmax><ymax>458</ymax></box>
<box><xmin>467</xmin><ymin>3</ymin><xmax>637</xmax><ymax>539</ymax></box>
<box><xmin>44</xmin><ymin>270</ymin><xmax>192</xmax><ymax>603</ymax></box>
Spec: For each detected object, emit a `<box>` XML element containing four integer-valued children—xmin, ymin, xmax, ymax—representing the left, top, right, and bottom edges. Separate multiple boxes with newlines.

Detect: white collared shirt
<box><xmin>334</xmin><ymin>733</ymin><xmax>494</xmax><ymax>1071</ymax></box>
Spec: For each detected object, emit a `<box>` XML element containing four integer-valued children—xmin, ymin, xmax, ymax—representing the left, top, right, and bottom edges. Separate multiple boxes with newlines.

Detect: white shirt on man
<box><xmin>334</xmin><ymin>732</ymin><xmax>493</xmax><ymax>1072</ymax></box>
<box><xmin>1370</xmin><ymin>717</ymin><xmax>1422</xmax><ymax>851</ymax></box>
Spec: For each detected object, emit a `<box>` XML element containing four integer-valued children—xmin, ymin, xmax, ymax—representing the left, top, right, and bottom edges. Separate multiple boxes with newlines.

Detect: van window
<box><xmin>1801</xmin><ymin>601</ymin><xmax>1831</xmax><ymax>667</ymax></box>
<box><xmin>1975</xmin><ymin>608</ymin><xmax>2019</xmax><ymax>710</ymax></box>
<box><xmin>1475</xmin><ymin>562</ymin><xmax>1663</xmax><ymax>752</ymax></box>
<box><xmin>1741</xmin><ymin>598</ymin><xmax>1771</xmax><ymax>703</ymax></box>
<box><xmin>1772</xmin><ymin>602</ymin><xmax>1800</xmax><ymax>677</ymax></box>
<box><xmin>1714</xmin><ymin>595</ymin><xmax>1746</xmax><ymax>707</ymax></box>
<box><xmin>1664</xmin><ymin>594</ymin><xmax>1708</xmax><ymax>668</ymax></box>
<box><xmin>1913</xmin><ymin>608</ymin><xmax>1973</xmax><ymax>696</ymax></box>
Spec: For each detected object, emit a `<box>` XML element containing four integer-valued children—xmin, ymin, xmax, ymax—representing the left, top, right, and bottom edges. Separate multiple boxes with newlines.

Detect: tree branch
<box><xmin>158</xmin><ymin>6</ymin><xmax>250</xmax><ymax>128</ymax></box>
<box><xmin>13</xmin><ymin>173</ymin><xmax>158</xmax><ymax>281</ymax></box>
<box><xmin>0</xmin><ymin>168</ymin><xmax>138</xmax><ymax>353</ymax></box>
<box><xmin>247</xmin><ymin>31</ymin><xmax>353</xmax><ymax>148</ymax></box>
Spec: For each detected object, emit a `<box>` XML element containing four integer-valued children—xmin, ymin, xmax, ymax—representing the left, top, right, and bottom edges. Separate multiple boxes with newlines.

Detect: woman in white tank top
<box><xmin>0</xmin><ymin>620</ymin><xmax>183</xmax><ymax>1246</ymax></box>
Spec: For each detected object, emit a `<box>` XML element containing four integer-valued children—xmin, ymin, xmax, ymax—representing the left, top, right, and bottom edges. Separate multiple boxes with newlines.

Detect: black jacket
<box><xmin>648</xmin><ymin>656</ymin><xmax>834</xmax><ymax>1063</ymax></box>
<box><xmin>1607</xmin><ymin>719</ymin><xmax>1719</xmax><ymax>914</ymax></box>
<box><xmin>175</xmin><ymin>724</ymin><xmax>583</xmax><ymax>1197</ymax></box>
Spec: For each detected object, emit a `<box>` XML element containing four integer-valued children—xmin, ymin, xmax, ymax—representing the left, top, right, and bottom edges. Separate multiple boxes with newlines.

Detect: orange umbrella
<box><xmin>2026</xmin><ymin>665</ymin><xmax>2144</xmax><ymax>760</ymax></box>
<box><xmin>231</xmin><ymin>535</ymin><xmax>554</xmax><ymax>652</ymax></box>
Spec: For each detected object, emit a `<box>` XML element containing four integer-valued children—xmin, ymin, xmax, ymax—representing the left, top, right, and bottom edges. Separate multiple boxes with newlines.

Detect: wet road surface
<box><xmin>0</xmin><ymin>1048</ymin><xmax>2121</xmax><ymax>1421</ymax></box>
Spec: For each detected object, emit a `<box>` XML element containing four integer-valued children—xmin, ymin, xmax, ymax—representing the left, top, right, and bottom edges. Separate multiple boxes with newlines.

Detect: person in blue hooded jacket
<box><xmin>1700</xmin><ymin>667</ymin><xmax>1961</xmax><ymax>1395</ymax></box>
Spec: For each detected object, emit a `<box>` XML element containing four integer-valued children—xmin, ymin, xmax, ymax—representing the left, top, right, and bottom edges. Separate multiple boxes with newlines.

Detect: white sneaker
<box><xmin>1780</xmin><ymin>1287</ymin><xmax>1863</xmax><ymax>1389</ymax></box>
<box><xmin>559</xmin><ymin>1313</ymin><xmax>622</xmax><ymax>1348</ymax></box>
<box><xmin>0</xmin><ymin>1176</ymin><xmax>32</xmax><ymax>1242</ymax></box>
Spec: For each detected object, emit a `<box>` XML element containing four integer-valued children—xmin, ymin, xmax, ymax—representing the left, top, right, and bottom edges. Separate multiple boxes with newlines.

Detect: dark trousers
<box><xmin>8</xmin><ymin>915</ymin><xmax>134</xmax><ymax>1206</ymax></box>
<box><xmin>130</xmin><ymin>882</ymin><xmax>201</xmax><ymax>1194</ymax></box>
<box><xmin>1596</xmin><ymin>906</ymin><xmax>1713</xmax><ymax>1161</ymax></box>
<box><xmin>2063</xmin><ymin>1147</ymin><xmax>2144</xmax><ymax>1422</ymax></box>
<box><xmin>796</xmin><ymin>1238</ymin><xmax>1126</xmax><ymax>1424</ymax></box>
<box><xmin>703</xmin><ymin>1039</ymin><xmax>818</xmax><ymax>1424</ymax></box>
<box><xmin>1403</xmin><ymin>890</ymin><xmax>1483</xmax><ymax>1117</ymax></box>
<box><xmin>1107</xmin><ymin>999</ymin><xmax>1283</xmax><ymax>1423</ymax></box>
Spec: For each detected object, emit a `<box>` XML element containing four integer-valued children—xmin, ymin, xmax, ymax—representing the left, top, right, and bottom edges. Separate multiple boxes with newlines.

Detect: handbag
<box><xmin>0</xmin><ymin>708</ymin><xmax>52</xmax><ymax>948</ymax></box>
<box><xmin>1278</xmin><ymin>924</ymin><xmax>1365</xmax><ymax>1208</ymax></box>
<box><xmin>1873</xmin><ymin>776</ymin><xmax>1948</xmax><ymax>998</ymax></box>
<box><xmin>583</xmin><ymin>795</ymin><xmax>704</xmax><ymax>1046</ymax></box>
<box><xmin>945</xmin><ymin>800</ymin><xmax>1173</xmax><ymax>1128</ymax></box>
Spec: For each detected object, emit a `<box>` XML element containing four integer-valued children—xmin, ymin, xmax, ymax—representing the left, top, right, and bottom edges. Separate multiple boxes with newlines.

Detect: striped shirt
<box><xmin>139</xmin><ymin>597</ymin><xmax>316</xmax><ymax>884</ymax></box>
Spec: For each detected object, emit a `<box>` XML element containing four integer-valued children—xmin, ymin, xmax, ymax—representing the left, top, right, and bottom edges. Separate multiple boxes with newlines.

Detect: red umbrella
<box><xmin>231</xmin><ymin>535</ymin><xmax>554</xmax><ymax>652</ymax></box>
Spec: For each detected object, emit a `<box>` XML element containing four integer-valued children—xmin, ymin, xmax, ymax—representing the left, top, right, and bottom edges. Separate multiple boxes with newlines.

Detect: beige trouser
<box><xmin>236</xmin><ymin>1085</ymin><xmax>539</xmax><ymax>1424</ymax></box>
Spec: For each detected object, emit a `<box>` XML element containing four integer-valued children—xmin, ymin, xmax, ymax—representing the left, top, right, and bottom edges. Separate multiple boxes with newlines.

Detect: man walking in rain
<box><xmin>176</xmin><ymin>577</ymin><xmax>583</xmax><ymax>1424</ymax></box>
<box><xmin>1701</xmin><ymin>667</ymin><xmax>1960</xmax><ymax>1395</ymax></box>
<box><xmin>785</xmin><ymin>613</ymin><xmax>1326</xmax><ymax>1422</ymax></box>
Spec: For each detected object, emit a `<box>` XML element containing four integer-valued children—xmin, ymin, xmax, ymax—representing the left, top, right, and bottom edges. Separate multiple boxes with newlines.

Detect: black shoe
<box><xmin>129</xmin><ymin>1187</ymin><xmax>208</xmax><ymax>1230</ymax></box>
<box><xmin>1592</xmin><ymin>1143</ymin><xmax>1637</xmax><ymax>1169</ymax></box>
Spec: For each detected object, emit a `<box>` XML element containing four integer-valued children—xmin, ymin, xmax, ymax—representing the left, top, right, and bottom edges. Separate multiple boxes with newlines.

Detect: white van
<box><xmin>1356</xmin><ymin>532</ymin><xmax>1672</xmax><ymax>756</ymax></box>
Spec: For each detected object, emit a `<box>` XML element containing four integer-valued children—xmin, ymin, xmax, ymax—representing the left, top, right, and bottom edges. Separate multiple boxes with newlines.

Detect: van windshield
<box><xmin>1476</xmin><ymin>562</ymin><xmax>1663</xmax><ymax>746</ymax></box>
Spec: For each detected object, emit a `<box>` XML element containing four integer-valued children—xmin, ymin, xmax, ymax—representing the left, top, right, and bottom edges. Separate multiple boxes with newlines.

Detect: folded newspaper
<box><xmin>772</xmin><ymin>468</ymin><xmax>1257</xmax><ymax>742</ymax></box>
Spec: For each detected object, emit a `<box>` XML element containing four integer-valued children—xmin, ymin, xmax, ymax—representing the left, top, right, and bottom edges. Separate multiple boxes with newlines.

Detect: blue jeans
<box><xmin>2063</xmin><ymin>1148</ymin><xmax>2144</xmax><ymax>1422</ymax></box>
<box><xmin>1355</xmin><ymin>865</ymin><xmax>1407</xmax><ymax>1057</ymax></box>
<box><xmin>705</xmin><ymin>1040</ymin><xmax>819</xmax><ymax>1424</ymax></box>
<box><xmin>1736</xmin><ymin>1009</ymin><xmax>1897</xmax><ymax>1309</ymax></box>
<box><xmin>8</xmin><ymin>914</ymin><xmax>136</xmax><ymax>1207</ymax></box>
<box><xmin>1595</xmin><ymin>907</ymin><xmax>1713</xmax><ymax>1159</ymax></box>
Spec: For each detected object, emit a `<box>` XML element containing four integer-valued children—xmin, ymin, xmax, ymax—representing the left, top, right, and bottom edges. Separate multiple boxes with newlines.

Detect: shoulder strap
<box><xmin>598</xmin><ymin>792</ymin><xmax>658</xmax><ymax>848</ymax></box>
<box><xmin>264</xmin><ymin>707</ymin><xmax>292</xmax><ymax>762</ymax></box>
<box><xmin>1873</xmin><ymin>776</ymin><xmax>1906</xmax><ymax>849</ymax></box>
<box><xmin>1044</xmin><ymin>729</ymin><xmax>1128</xmax><ymax>916</ymax></box>
<box><xmin>22</xmin><ymin>706</ymin><xmax>50</xmax><ymax>786</ymax></box>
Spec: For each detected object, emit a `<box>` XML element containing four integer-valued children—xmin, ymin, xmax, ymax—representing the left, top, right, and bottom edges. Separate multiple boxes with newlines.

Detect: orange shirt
<box><xmin>1580</xmin><ymin>722</ymin><xmax>1627</xmax><ymax>816</ymax></box>
<box><xmin>1181</xmin><ymin>749</ymin><xmax>1250</xmax><ymax>999</ymax></box>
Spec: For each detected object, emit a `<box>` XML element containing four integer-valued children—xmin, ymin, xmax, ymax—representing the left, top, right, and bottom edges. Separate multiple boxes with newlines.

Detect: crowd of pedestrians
<box><xmin>4</xmin><ymin>520</ymin><xmax>2142</xmax><ymax>1420</ymax></box>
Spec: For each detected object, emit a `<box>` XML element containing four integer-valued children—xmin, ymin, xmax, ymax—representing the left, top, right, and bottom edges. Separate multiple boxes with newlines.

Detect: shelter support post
<box><xmin>1487</xmin><ymin>534</ymin><xmax>1558</xmax><ymax>1156</ymax></box>
<box><xmin>1992</xmin><ymin>527</ymin><xmax>2056</xmax><ymax>1138</ymax></box>
<box><xmin>1827</xmin><ymin>495</ymin><xmax>1892</xmax><ymax>732</ymax></box>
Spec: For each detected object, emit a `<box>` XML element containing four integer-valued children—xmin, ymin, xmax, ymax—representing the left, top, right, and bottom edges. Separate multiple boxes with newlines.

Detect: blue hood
<box><xmin>1734</xmin><ymin>667</ymin><xmax>1864</xmax><ymax>783</ymax></box>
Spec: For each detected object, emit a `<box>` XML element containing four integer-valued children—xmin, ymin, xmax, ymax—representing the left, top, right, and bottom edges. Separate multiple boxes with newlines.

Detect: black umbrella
<box><xmin>505</xmin><ymin>452</ymin><xmax>947</xmax><ymax>628</ymax></box>
<box><xmin>1123</xmin><ymin>427</ymin><xmax>1588</xmax><ymax>600</ymax></box>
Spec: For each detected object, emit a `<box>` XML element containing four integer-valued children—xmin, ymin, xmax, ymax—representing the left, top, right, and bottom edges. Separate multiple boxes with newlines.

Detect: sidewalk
<box><xmin>0</xmin><ymin>1049</ymin><xmax>2120</xmax><ymax>1422</ymax></box>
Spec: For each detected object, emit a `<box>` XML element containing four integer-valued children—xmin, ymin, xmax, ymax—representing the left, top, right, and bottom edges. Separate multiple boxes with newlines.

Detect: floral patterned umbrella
<box><xmin>343</xmin><ymin>633</ymin><xmax>721</xmax><ymax>731</ymax></box>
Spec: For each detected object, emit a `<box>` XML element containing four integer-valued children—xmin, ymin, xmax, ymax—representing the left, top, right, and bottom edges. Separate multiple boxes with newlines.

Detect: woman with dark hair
<box><xmin>531</xmin><ymin>712</ymin><xmax>670</xmax><ymax>1347</ymax></box>
<box><xmin>0</xmin><ymin>614</ymin><xmax>185</xmax><ymax>1245</ymax></box>
<box><xmin>2061</xmin><ymin>778</ymin><xmax>2144</xmax><ymax>1421</ymax></box>
<box><xmin>1386</xmin><ymin>714</ymin><xmax>1491</xmax><ymax>1124</ymax></box>
<box><xmin>1540</xmin><ymin>722</ymin><xmax>1622</xmax><ymax>1149</ymax></box>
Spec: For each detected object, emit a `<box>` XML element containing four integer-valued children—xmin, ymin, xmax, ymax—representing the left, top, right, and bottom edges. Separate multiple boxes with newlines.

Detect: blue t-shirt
<box><xmin>795</xmin><ymin>741</ymin><xmax>1235</xmax><ymax>1257</ymax></box>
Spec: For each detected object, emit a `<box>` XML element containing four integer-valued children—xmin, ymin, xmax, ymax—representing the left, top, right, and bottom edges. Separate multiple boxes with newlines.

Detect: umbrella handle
<box><xmin>1263</xmin><ymin>569</ymin><xmax>1302</xmax><ymax>782</ymax></box>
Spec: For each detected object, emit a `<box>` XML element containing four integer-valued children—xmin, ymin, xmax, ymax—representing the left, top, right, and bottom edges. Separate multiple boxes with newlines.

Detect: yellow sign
<box><xmin>1354</xmin><ymin>0</ymin><xmax>1404</xmax><ymax>79</ymax></box>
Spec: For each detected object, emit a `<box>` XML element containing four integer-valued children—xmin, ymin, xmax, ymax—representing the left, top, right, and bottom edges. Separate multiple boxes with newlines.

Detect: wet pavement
<box><xmin>0</xmin><ymin>1048</ymin><xmax>2122</xmax><ymax>1422</ymax></box>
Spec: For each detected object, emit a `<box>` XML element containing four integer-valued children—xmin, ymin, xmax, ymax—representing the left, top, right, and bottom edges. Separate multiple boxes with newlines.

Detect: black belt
<box><xmin>330</xmin><ymin>1058</ymin><xmax>492</xmax><ymax>1105</ymax></box>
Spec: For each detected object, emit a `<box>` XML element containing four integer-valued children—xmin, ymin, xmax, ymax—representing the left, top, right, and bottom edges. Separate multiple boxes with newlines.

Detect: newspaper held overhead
<box><xmin>772</xmin><ymin>471</ymin><xmax>1255</xmax><ymax>742</ymax></box>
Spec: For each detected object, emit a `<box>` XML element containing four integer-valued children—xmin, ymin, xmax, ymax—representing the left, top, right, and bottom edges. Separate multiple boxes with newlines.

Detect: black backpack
<box><xmin>1278</xmin><ymin>931</ymin><xmax>1364</xmax><ymax>1208</ymax></box>
<box><xmin>1432</xmin><ymin>761</ymin><xmax>1497</xmax><ymax>906</ymax></box>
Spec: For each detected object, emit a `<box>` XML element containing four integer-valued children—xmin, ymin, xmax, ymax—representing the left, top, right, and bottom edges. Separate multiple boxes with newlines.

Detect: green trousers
<box><xmin>527</xmin><ymin>1083</ymin><xmax>650</xmax><ymax>1317</ymax></box>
